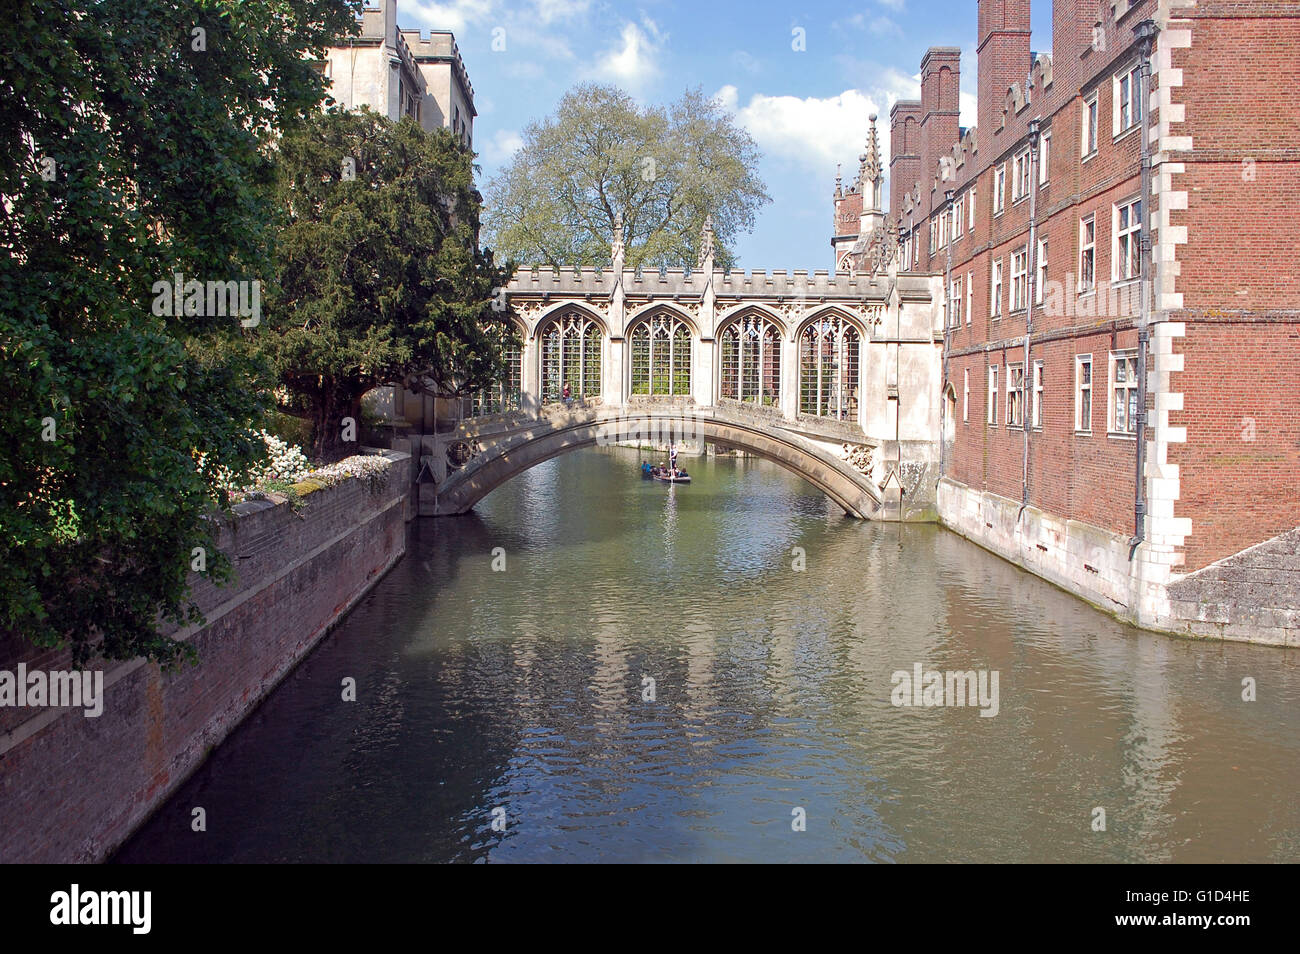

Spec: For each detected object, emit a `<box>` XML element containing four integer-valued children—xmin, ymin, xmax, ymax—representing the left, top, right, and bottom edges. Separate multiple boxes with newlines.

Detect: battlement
<box><xmin>506</xmin><ymin>266</ymin><xmax>892</xmax><ymax>300</ymax></box>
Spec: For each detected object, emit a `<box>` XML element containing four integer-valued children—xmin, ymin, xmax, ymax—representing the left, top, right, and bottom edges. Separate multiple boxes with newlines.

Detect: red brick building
<box><xmin>864</xmin><ymin>0</ymin><xmax>1299</xmax><ymax>644</ymax></box>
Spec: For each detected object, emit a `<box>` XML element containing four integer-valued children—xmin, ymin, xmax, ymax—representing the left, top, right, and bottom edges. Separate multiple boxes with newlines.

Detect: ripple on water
<box><xmin>113</xmin><ymin>448</ymin><xmax>1300</xmax><ymax>864</ymax></box>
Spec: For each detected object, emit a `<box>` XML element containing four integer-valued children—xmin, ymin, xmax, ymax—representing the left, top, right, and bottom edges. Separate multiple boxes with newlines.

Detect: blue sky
<box><xmin>400</xmin><ymin>0</ymin><xmax>1054</xmax><ymax>270</ymax></box>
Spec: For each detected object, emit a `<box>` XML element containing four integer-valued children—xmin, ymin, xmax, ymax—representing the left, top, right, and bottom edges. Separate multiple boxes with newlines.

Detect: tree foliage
<box><xmin>482</xmin><ymin>84</ymin><xmax>770</xmax><ymax>271</ymax></box>
<box><xmin>0</xmin><ymin>0</ymin><xmax>359</xmax><ymax>666</ymax></box>
<box><xmin>261</xmin><ymin>108</ymin><xmax>514</xmax><ymax>460</ymax></box>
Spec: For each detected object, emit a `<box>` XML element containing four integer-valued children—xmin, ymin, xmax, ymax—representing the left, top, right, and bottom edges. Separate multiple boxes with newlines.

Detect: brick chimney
<box><xmin>889</xmin><ymin>101</ymin><xmax>922</xmax><ymax>226</ymax></box>
<box><xmin>919</xmin><ymin>47</ymin><xmax>962</xmax><ymax>219</ymax></box>
<box><xmin>977</xmin><ymin>0</ymin><xmax>1033</xmax><ymax>140</ymax></box>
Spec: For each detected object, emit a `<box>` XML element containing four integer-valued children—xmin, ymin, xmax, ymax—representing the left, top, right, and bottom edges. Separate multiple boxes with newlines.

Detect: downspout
<box><xmin>1020</xmin><ymin>119</ymin><xmax>1041</xmax><ymax>520</ymax></box>
<box><xmin>940</xmin><ymin>189</ymin><xmax>954</xmax><ymax>479</ymax></box>
<box><xmin>1130</xmin><ymin>19</ymin><xmax>1159</xmax><ymax>559</ymax></box>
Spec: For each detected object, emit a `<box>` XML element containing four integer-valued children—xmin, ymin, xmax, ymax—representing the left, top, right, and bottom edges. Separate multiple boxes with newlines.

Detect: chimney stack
<box><xmin>889</xmin><ymin>101</ymin><xmax>923</xmax><ymax>227</ymax></box>
<box><xmin>919</xmin><ymin>47</ymin><xmax>962</xmax><ymax>221</ymax></box>
<box><xmin>977</xmin><ymin>0</ymin><xmax>1033</xmax><ymax>140</ymax></box>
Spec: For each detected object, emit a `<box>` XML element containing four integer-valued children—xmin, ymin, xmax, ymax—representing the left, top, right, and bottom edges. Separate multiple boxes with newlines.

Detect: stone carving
<box><xmin>611</xmin><ymin>213</ymin><xmax>625</xmax><ymax>275</ymax></box>
<box><xmin>865</xmin><ymin>217</ymin><xmax>900</xmax><ymax>279</ymax></box>
<box><xmin>698</xmin><ymin>215</ymin><xmax>715</xmax><ymax>269</ymax></box>
<box><xmin>839</xmin><ymin>442</ymin><xmax>875</xmax><ymax>476</ymax></box>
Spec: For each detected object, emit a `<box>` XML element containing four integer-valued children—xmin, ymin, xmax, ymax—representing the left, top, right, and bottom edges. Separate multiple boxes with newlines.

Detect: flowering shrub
<box><xmin>306</xmin><ymin>454</ymin><xmax>392</xmax><ymax>493</ymax></box>
<box><xmin>201</xmin><ymin>429</ymin><xmax>312</xmax><ymax>500</ymax></box>
<box><xmin>211</xmin><ymin>432</ymin><xmax>392</xmax><ymax>505</ymax></box>
<box><xmin>246</xmin><ymin>430</ymin><xmax>312</xmax><ymax>485</ymax></box>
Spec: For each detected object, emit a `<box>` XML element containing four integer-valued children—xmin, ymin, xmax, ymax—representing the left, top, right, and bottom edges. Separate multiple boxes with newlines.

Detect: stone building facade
<box><xmin>314</xmin><ymin>0</ymin><xmax>475</xmax><ymax>146</ymax></box>
<box><xmin>862</xmin><ymin>0</ymin><xmax>1299</xmax><ymax>645</ymax></box>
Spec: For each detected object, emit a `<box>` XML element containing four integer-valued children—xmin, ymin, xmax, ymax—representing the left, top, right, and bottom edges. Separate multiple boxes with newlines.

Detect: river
<box><xmin>115</xmin><ymin>447</ymin><xmax>1300</xmax><ymax>863</ymax></box>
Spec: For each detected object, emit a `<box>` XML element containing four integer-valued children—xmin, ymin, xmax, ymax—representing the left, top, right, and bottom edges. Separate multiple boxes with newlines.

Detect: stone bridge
<box><xmin>388</xmin><ymin>218</ymin><xmax>946</xmax><ymax>521</ymax></box>
<box><xmin>421</xmin><ymin>402</ymin><xmax>890</xmax><ymax>518</ymax></box>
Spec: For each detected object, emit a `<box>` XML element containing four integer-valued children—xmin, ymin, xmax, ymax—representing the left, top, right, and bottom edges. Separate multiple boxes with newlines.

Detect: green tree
<box><xmin>0</xmin><ymin>0</ymin><xmax>359</xmax><ymax>666</ymax></box>
<box><xmin>262</xmin><ymin>108</ymin><xmax>514</xmax><ymax>461</ymax></box>
<box><xmin>482</xmin><ymin>84</ymin><xmax>770</xmax><ymax>271</ymax></box>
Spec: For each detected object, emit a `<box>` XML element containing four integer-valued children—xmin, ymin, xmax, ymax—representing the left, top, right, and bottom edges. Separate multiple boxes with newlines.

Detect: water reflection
<box><xmin>116</xmin><ymin>447</ymin><xmax>1300</xmax><ymax>863</ymax></box>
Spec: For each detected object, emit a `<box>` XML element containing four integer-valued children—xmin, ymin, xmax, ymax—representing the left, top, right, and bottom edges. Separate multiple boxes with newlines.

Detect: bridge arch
<box><xmin>429</xmin><ymin>408</ymin><xmax>883</xmax><ymax>518</ymax></box>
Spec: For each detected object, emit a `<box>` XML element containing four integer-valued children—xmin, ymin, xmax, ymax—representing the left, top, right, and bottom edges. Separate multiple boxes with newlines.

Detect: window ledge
<box><xmin>1107</xmin><ymin>431</ymin><xmax>1138</xmax><ymax>441</ymax></box>
<box><xmin>1074</xmin><ymin>429</ymin><xmax>1093</xmax><ymax>436</ymax></box>
<box><xmin>1111</xmin><ymin>277</ymin><xmax>1142</xmax><ymax>289</ymax></box>
<box><xmin>1078</xmin><ymin>288</ymin><xmax>1096</xmax><ymax>299</ymax></box>
<box><xmin>1112</xmin><ymin>124</ymin><xmax>1140</xmax><ymax>145</ymax></box>
<box><xmin>1081</xmin><ymin>150</ymin><xmax>1098</xmax><ymax>163</ymax></box>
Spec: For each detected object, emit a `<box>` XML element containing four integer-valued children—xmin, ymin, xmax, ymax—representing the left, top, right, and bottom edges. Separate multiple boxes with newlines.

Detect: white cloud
<box><xmin>404</xmin><ymin>0</ymin><xmax>496</xmax><ymax>34</ymax></box>
<box><xmin>715</xmin><ymin>86</ymin><xmax>889</xmax><ymax>179</ymax></box>
<box><xmin>839</xmin><ymin>7</ymin><xmax>903</xmax><ymax>33</ymax></box>
<box><xmin>481</xmin><ymin>128</ymin><xmax>524</xmax><ymax>162</ymax></box>
<box><xmin>868</xmin><ymin>16</ymin><xmax>902</xmax><ymax>38</ymax></box>
<box><xmin>731</xmin><ymin>50</ymin><xmax>761</xmax><ymax>75</ymax></box>
<box><xmin>588</xmin><ymin>16</ymin><xmax>665</xmax><ymax>91</ymax></box>
<box><xmin>532</xmin><ymin>0</ymin><xmax>591</xmax><ymax>24</ymax></box>
<box><xmin>960</xmin><ymin>91</ymin><xmax>977</xmax><ymax>129</ymax></box>
<box><xmin>878</xmin><ymin>0</ymin><xmax>906</xmax><ymax>10</ymax></box>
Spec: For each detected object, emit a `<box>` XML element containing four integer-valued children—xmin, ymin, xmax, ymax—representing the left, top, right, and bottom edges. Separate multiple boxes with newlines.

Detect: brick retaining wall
<box><xmin>0</xmin><ymin>451</ymin><xmax>411</xmax><ymax>863</ymax></box>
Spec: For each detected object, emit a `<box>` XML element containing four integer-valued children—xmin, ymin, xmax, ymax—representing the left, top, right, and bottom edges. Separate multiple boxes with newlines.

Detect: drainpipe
<box><xmin>1130</xmin><ymin>19</ymin><xmax>1158</xmax><ymax>559</ymax></box>
<box><xmin>1020</xmin><ymin>119</ymin><xmax>1041</xmax><ymax>520</ymax></box>
<box><xmin>940</xmin><ymin>189</ymin><xmax>954</xmax><ymax>479</ymax></box>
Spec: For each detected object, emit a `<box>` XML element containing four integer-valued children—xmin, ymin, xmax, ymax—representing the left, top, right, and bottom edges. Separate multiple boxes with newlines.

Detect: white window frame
<box><xmin>1032</xmin><ymin>359</ymin><xmax>1044</xmax><ymax>428</ymax></box>
<box><xmin>1012</xmin><ymin>149</ymin><xmax>1031</xmax><ymax>202</ymax></box>
<box><xmin>965</xmin><ymin>271</ymin><xmax>973</xmax><ymax>325</ymax></box>
<box><xmin>1113</xmin><ymin>64</ymin><xmax>1142</xmax><ymax>138</ymax></box>
<box><xmin>993</xmin><ymin>165</ymin><xmax>1006</xmax><ymax>214</ymax></box>
<box><xmin>1011</xmin><ymin>246</ymin><xmax>1029</xmax><ymax>311</ymax></box>
<box><xmin>1039</xmin><ymin>131</ymin><xmax>1051</xmax><ymax>185</ymax></box>
<box><xmin>1036</xmin><ymin>237</ymin><xmax>1048</xmax><ymax>305</ymax></box>
<box><xmin>1113</xmin><ymin>197</ymin><xmax>1142</xmax><ymax>283</ymax></box>
<box><xmin>991</xmin><ymin>258</ymin><xmax>1003</xmax><ymax>318</ymax></box>
<box><xmin>1075</xmin><ymin>354</ymin><xmax>1093</xmax><ymax>433</ymax></box>
<box><xmin>987</xmin><ymin>365</ymin><xmax>999</xmax><ymax>426</ymax></box>
<box><xmin>1109</xmin><ymin>349</ymin><xmax>1140</xmax><ymax>436</ymax></box>
<box><xmin>963</xmin><ymin>368</ymin><xmax>970</xmax><ymax>422</ymax></box>
<box><xmin>1079</xmin><ymin>215</ymin><xmax>1096</xmax><ymax>294</ymax></box>
<box><xmin>930</xmin><ymin>219</ymin><xmax>937</xmax><ymax>255</ymax></box>
<box><xmin>949</xmin><ymin>278</ymin><xmax>962</xmax><ymax>328</ymax></box>
<box><xmin>1007</xmin><ymin>362</ymin><xmax>1025</xmax><ymax>428</ymax></box>
<box><xmin>1082</xmin><ymin>91</ymin><xmax>1099</xmax><ymax>159</ymax></box>
<box><xmin>953</xmin><ymin>196</ymin><xmax>964</xmax><ymax>239</ymax></box>
<box><xmin>969</xmin><ymin>185</ymin><xmax>977</xmax><ymax>230</ymax></box>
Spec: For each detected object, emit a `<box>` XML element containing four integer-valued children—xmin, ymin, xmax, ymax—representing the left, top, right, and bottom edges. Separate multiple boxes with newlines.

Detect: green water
<box><xmin>115</xmin><ymin>447</ymin><xmax>1300</xmax><ymax>863</ymax></box>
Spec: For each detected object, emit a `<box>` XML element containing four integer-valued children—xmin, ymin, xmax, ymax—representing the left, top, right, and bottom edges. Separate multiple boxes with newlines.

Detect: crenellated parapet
<box><xmin>505</xmin><ymin>266</ymin><xmax>898</xmax><ymax>301</ymax></box>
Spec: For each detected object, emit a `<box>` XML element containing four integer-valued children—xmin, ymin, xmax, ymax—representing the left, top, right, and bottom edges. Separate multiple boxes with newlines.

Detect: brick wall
<box><xmin>0</xmin><ymin>451</ymin><xmax>412</xmax><ymax>863</ymax></box>
<box><xmin>901</xmin><ymin>0</ymin><xmax>1298</xmax><ymax>639</ymax></box>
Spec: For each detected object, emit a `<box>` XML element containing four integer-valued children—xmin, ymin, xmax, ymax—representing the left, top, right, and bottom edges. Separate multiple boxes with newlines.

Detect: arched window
<box><xmin>540</xmin><ymin>311</ymin><xmax>602</xmax><ymax>403</ymax></box>
<box><xmin>629</xmin><ymin>312</ymin><xmax>692</xmax><ymax>396</ymax></box>
<box><xmin>799</xmin><ymin>315</ymin><xmax>861</xmax><ymax>420</ymax></box>
<box><xmin>471</xmin><ymin>340</ymin><xmax>523</xmax><ymax>416</ymax></box>
<box><xmin>720</xmin><ymin>316</ymin><xmax>781</xmax><ymax>406</ymax></box>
